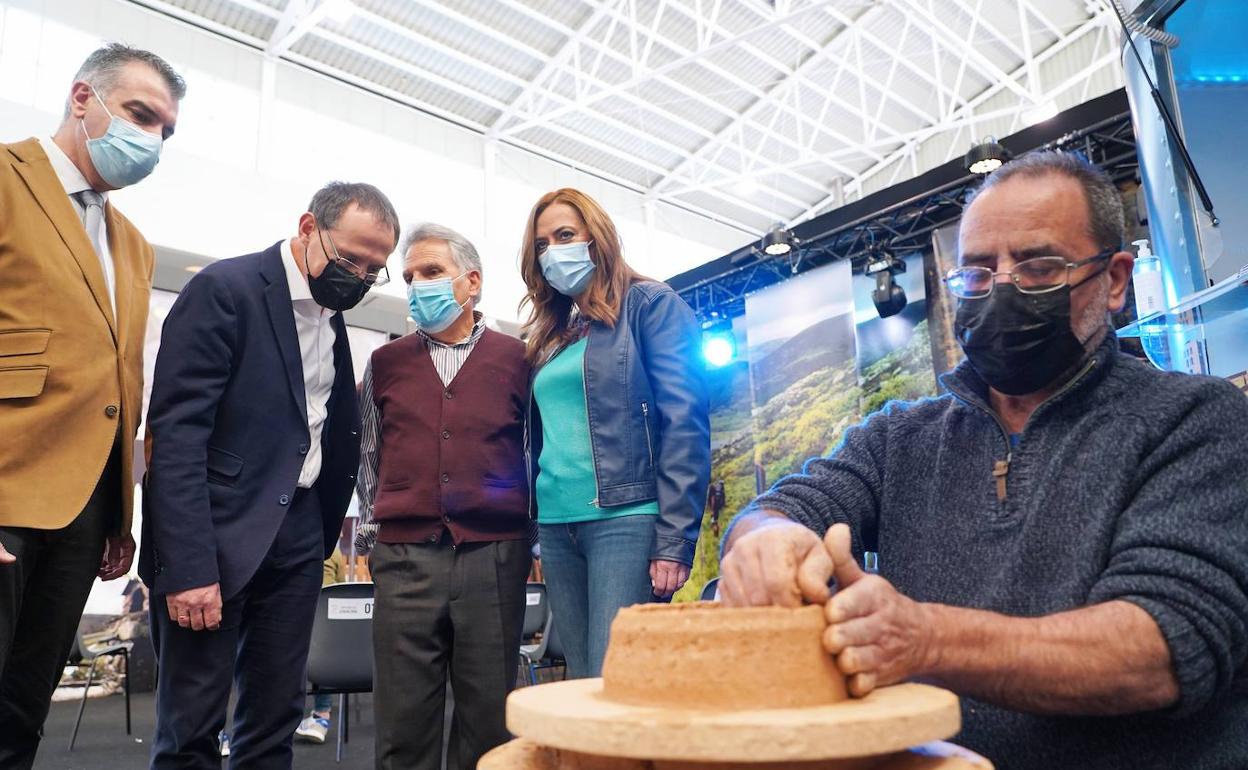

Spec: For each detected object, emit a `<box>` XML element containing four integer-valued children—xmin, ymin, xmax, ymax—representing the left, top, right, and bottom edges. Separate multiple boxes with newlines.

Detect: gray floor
<box><xmin>34</xmin><ymin>690</ymin><xmax>377</xmax><ymax>769</ymax></box>
<box><xmin>33</xmin><ymin>667</ymin><xmax>555</xmax><ymax>768</ymax></box>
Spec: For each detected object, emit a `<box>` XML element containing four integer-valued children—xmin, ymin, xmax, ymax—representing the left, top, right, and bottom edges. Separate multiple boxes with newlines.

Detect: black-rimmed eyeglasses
<box><xmin>320</xmin><ymin>228</ymin><xmax>390</xmax><ymax>287</ymax></box>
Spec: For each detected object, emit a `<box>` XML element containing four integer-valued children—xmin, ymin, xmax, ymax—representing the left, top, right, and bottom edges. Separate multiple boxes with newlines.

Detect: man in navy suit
<box><xmin>140</xmin><ymin>182</ymin><xmax>399</xmax><ymax>769</ymax></box>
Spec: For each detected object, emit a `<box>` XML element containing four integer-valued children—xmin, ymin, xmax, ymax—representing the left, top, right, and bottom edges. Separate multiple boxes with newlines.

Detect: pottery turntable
<box><xmin>480</xmin><ymin>601</ymin><xmax>992</xmax><ymax>769</ymax></box>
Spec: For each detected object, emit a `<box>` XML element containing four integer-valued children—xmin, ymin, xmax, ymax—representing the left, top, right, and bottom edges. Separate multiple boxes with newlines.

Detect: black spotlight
<box><xmin>761</xmin><ymin>225</ymin><xmax>796</xmax><ymax>256</ymax></box>
<box><xmin>965</xmin><ymin>137</ymin><xmax>1012</xmax><ymax>175</ymax></box>
<box><xmin>865</xmin><ymin>249</ymin><xmax>907</xmax><ymax>318</ymax></box>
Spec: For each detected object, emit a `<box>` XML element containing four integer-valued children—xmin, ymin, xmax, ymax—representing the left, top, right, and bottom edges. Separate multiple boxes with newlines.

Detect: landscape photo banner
<box><xmin>851</xmin><ymin>252</ymin><xmax>938</xmax><ymax>417</ymax></box>
<box><xmin>673</xmin><ymin>256</ymin><xmax>939</xmax><ymax>601</ymax></box>
<box><xmin>745</xmin><ymin>259</ymin><xmax>859</xmax><ymax>495</ymax></box>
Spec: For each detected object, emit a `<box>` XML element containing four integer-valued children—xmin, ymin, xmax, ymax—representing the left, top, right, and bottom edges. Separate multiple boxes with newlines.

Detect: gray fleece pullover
<box><xmin>745</xmin><ymin>333</ymin><xmax>1248</xmax><ymax>769</ymax></box>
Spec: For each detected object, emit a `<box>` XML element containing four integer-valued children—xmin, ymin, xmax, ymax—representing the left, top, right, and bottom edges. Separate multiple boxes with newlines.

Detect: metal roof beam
<box><xmin>307</xmin><ymin>2</ymin><xmax>827</xmax><ymax>198</ymax></box>
<box><xmin>795</xmin><ymin>12</ymin><xmax>1107</xmax><ymax>221</ymax></box>
<box><xmin>666</xmin><ymin>98</ymin><xmax>1062</xmax><ymax>197</ymax></box>
<box><xmin>1018</xmin><ymin>0</ymin><xmax>1064</xmax><ymax>39</ymax></box>
<box><xmin>749</xmin><ymin>5</ymin><xmax>941</xmax><ymax>129</ymax></box>
<box><xmin>491</xmin><ymin>0</ymin><xmax>875</xmax><ymax>172</ymax></box>
<box><xmin>891</xmin><ymin>0</ymin><xmax>1036</xmax><ymax>103</ymax></box>
<box><xmin>488</xmin><ymin>1</ymin><xmax>621</xmax><ymax>136</ymax></box>
<box><xmin>649</xmin><ymin>37</ymin><xmax>878</xmax><ymax>197</ymax></box>
<box><xmin>267</xmin><ymin>0</ymin><xmax>346</xmax><ymax>58</ymax></box>
<box><xmin>658</xmin><ymin>0</ymin><xmax>933</xmax><ymax>130</ymax></box>
<box><xmin>946</xmin><ymin>0</ymin><xmax>1030</xmax><ymax>63</ymax></box>
<box><xmin>816</xmin><ymin>5</ymin><xmax>966</xmax><ymax>113</ymax></box>
<box><xmin>483</xmin><ymin>0</ymin><xmax>851</xmax><ymax>195</ymax></box>
<box><xmin>498</xmin><ymin>0</ymin><xmax>842</xmax><ymax>136</ymax></box>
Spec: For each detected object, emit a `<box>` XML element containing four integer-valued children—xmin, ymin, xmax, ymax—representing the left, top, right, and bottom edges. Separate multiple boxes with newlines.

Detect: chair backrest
<box><xmin>700</xmin><ymin>577</ymin><xmax>721</xmax><ymax>601</ymax></box>
<box><xmin>523</xmin><ymin>582</ymin><xmax>549</xmax><ymax>639</ymax></box>
<box><xmin>307</xmin><ymin>582</ymin><xmax>374</xmax><ymax>693</ymax></box>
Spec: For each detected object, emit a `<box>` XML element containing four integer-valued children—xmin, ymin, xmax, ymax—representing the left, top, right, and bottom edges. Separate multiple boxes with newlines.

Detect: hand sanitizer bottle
<box><xmin>1131</xmin><ymin>239</ymin><xmax>1165</xmax><ymax>318</ymax></box>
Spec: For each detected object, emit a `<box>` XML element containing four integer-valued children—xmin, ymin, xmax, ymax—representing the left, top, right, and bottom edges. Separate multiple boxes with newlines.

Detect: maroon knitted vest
<box><xmin>369</xmin><ymin>328</ymin><xmax>531</xmax><ymax>544</ymax></box>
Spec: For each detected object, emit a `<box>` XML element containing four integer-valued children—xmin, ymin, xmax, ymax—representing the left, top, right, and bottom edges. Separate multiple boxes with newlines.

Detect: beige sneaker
<box><xmin>294</xmin><ymin>715</ymin><xmax>330</xmax><ymax>744</ymax></box>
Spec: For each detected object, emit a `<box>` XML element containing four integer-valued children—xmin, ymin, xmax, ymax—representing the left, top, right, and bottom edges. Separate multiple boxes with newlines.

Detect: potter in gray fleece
<box><xmin>720</xmin><ymin>153</ymin><xmax>1248</xmax><ymax>769</ymax></box>
<box><xmin>747</xmin><ymin>334</ymin><xmax>1248</xmax><ymax>769</ymax></box>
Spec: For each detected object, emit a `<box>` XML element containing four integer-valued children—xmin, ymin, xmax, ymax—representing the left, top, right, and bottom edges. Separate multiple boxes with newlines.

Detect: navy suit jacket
<box><xmin>140</xmin><ymin>242</ymin><xmax>361</xmax><ymax>599</ymax></box>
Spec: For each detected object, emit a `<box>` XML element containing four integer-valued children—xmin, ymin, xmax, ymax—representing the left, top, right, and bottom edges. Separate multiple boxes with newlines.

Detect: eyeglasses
<box><xmin>319</xmin><ymin>229</ymin><xmax>390</xmax><ymax>287</ymax></box>
<box><xmin>944</xmin><ymin>250</ymin><xmax>1113</xmax><ymax>299</ymax></box>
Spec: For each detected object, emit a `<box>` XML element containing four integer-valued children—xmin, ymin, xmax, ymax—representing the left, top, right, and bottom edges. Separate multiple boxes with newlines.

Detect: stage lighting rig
<box><xmin>965</xmin><ymin>137</ymin><xmax>1012</xmax><ymax>175</ymax></box>
<box><xmin>866</xmin><ymin>247</ymin><xmax>908</xmax><ymax>318</ymax></box>
<box><xmin>761</xmin><ymin>225</ymin><xmax>798</xmax><ymax>256</ymax></box>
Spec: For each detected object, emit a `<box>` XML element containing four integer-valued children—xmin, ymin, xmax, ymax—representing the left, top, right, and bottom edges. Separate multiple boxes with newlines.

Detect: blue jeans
<box><xmin>311</xmin><ymin>693</ymin><xmax>332</xmax><ymax>715</ymax></box>
<box><xmin>538</xmin><ymin>515</ymin><xmax>656</xmax><ymax>679</ymax></box>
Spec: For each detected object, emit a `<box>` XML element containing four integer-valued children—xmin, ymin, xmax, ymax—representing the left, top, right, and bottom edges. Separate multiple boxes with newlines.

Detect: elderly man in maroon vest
<box><xmin>355</xmin><ymin>223</ymin><xmax>532</xmax><ymax>770</ymax></box>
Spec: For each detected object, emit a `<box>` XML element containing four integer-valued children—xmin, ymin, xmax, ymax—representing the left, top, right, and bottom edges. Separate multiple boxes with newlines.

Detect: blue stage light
<box><xmin>702</xmin><ymin>333</ymin><xmax>736</xmax><ymax>368</ymax></box>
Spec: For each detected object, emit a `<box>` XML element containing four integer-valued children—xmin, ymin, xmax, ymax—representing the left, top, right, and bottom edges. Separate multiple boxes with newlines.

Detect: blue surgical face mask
<box><xmin>539</xmin><ymin>240</ymin><xmax>596</xmax><ymax>297</ymax></box>
<box><xmin>80</xmin><ymin>86</ymin><xmax>163</xmax><ymax>189</ymax></box>
<box><xmin>408</xmin><ymin>273</ymin><xmax>468</xmax><ymax>334</ymax></box>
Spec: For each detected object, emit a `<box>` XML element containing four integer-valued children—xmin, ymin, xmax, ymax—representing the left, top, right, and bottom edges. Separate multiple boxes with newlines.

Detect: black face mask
<box><xmin>306</xmin><ymin>230</ymin><xmax>370</xmax><ymax>312</ymax></box>
<box><xmin>954</xmin><ymin>283</ymin><xmax>1088</xmax><ymax>396</ymax></box>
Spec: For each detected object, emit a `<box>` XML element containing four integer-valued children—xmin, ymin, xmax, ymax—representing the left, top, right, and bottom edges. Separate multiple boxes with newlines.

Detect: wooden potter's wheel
<box><xmin>479</xmin><ymin>737</ymin><xmax>992</xmax><ymax>770</ymax></box>
<box><xmin>483</xmin><ymin>602</ymin><xmax>993</xmax><ymax>769</ymax></box>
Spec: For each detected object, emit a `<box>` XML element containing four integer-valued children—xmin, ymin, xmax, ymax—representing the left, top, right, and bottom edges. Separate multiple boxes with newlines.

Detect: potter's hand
<box><xmin>821</xmin><ymin>523</ymin><xmax>932</xmax><ymax>697</ymax></box>
<box><xmin>719</xmin><ymin>516</ymin><xmax>833</xmax><ymax>608</ymax></box>
<box><xmin>0</xmin><ymin>541</ymin><xmax>14</xmax><ymax>566</ymax></box>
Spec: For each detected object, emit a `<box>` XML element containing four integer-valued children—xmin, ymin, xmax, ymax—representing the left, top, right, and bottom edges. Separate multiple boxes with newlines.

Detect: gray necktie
<box><xmin>76</xmin><ymin>190</ymin><xmax>105</xmax><ymax>257</ymax></box>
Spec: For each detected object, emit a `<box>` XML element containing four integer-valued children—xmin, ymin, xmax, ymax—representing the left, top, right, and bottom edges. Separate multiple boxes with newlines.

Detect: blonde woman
<box><xmin>519</xmin><ymin>188</ymin><xmax>710</xmax><ymax>678</ymax></box>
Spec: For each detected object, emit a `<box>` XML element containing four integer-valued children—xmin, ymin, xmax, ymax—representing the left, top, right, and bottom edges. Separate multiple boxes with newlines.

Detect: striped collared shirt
<box><xmin>413</xmin><ymin>311</ymin><xmax>487</xmax><ymax>386</ymax></box>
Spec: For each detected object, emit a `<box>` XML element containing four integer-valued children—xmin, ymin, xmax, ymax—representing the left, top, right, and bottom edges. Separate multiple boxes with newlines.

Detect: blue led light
<box><xmin>1190</xmin><ymin>71</ymin><xmax>1248</xmax><ymax>84</ymax></box>
<box><xmin>702</xmin><ymin>333</ymin><xmax>736</xmax><ymax>368</ymax></box>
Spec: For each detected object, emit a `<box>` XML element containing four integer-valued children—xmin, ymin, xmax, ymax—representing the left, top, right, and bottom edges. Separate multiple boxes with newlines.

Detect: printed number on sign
<box><xmin>327</xmin><ymin>598</ymin><xmax>373</xmax><ymax>619</ymax></box>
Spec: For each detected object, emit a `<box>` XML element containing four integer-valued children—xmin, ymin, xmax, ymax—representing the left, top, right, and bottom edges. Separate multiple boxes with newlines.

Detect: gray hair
<box><xmin>66</xmin><ymin>43</ymin><xmax>186</xmax><ymax>118</ymax></box>
<box><xmin>969</xmin><ymin>151</ymin><xmax>1125</xmax><ymax>252</ymax></box>
<box><xmin>402</xmin><ymin>223</ymin><xmax>484</xmax><ymax>304</ymax></box>
<box><xmin>308</xmin><ymin>182</ymin><xmax>401</xmax><ymax>247</ymax></box>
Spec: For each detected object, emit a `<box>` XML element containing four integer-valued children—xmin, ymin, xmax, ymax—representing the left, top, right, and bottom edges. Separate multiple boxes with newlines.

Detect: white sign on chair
<box><xmin>327</xmin><ymin>598</ymin><xmax>373</xmax><ymax>619</ymax></box>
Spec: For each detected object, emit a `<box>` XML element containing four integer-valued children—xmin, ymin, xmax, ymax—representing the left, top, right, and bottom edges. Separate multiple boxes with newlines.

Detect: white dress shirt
<box><xmin>39</xmin><ymin>137</ymin><xmax>115</xmax><ymax>317</ymax></box>
<box><xmin>280</xmin><ymin>238</ymin><xmax>337</xmax><ymax>489</ymax></box>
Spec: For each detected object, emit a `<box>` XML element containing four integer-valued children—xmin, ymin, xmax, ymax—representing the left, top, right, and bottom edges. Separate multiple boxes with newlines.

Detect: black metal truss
<box><xmin>680</xmin><ymin>111</ymin><xmax>1138</xmax><ymax>325</ymax></box>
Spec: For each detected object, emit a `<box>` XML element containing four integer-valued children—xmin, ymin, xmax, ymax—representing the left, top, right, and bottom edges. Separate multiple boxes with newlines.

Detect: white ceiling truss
<box><xmin>129</xmin><ymin>0</ymin><xmax>1125</xmax><ymax>235</ymax></box>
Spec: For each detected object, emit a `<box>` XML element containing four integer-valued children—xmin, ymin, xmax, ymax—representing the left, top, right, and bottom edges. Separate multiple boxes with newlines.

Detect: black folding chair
<box><xmin>530</xmin><ymin>619</ymin><xmax>567</xmax><ymax>682</ymax></box>
<box><xmin>306</xmin><ymin>582</ymin><xmax>374</xmax><ymax>763</ymax></box>
<box><xmin>518</xmin><ymin>582</ymin><xmax>552</xmax><ymax>686</ymax></box>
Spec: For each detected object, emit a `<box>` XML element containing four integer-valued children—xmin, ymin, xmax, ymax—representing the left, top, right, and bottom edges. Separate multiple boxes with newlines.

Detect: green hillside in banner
<box><xmin>676</xmin><ymin>320</ymin><xmax>937</xmax><ymax>603</ymax></box>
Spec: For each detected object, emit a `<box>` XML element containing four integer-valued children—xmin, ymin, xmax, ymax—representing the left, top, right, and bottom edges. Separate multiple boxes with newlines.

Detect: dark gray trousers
<box><xmin>371</xmin><ymin>536</ymin><xmax>530</xmax><ymax>770</ymax></box>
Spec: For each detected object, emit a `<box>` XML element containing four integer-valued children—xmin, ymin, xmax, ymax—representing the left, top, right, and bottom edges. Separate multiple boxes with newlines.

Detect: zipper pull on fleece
<box><xmin>992</xmin><ymin>453</ymin><xmax>1011</xmax><ymax>502</ymax></box>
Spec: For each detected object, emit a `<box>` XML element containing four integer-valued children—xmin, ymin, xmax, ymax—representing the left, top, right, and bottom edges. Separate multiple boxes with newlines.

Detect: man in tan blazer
<box><xmin>0</xmin><ymin>44</ymin><xmax>183</xmax><ymax>766</ymax></box>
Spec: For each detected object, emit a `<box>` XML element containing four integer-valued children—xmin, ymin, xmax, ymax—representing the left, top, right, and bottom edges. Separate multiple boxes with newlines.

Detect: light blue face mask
<box><xmin>407</xmin><ymin>273</ymin><xmax>468</xmax><ymax>334</ymax></box>
<box><xmin>539</xmin><ymin>240</ymin><xmax>596</xmax><ymax>297</ymax></box>
<box><xmin>80</xmin><ymin>87</ymin><xmax>163</xmax><ymax>189</ymax></box>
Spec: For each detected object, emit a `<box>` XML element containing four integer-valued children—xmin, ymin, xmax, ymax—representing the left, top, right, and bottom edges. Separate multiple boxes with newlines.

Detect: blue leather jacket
<box><xmin>526</xmin><ymin>281</ymin><xmax>711</xmax><ymax>566</ymax></box>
